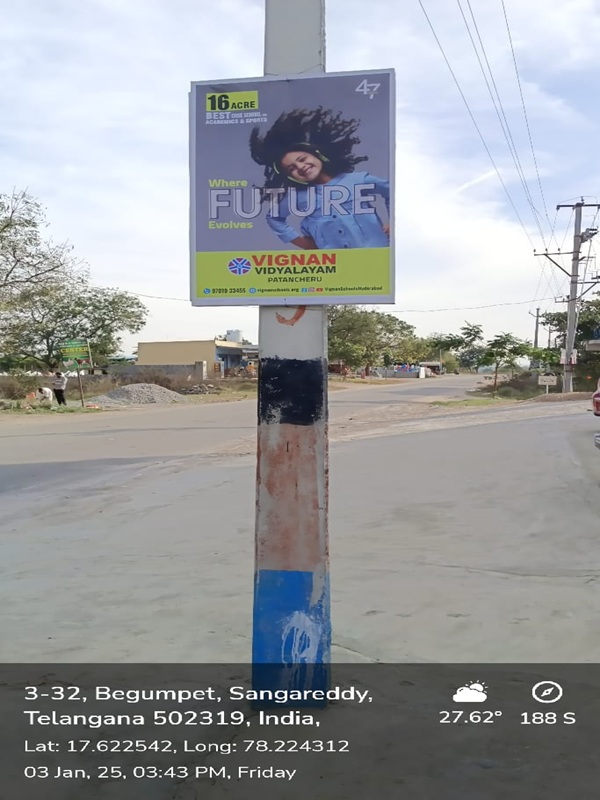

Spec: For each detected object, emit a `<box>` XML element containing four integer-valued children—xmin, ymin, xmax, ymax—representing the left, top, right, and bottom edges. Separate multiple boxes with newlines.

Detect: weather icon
<box><xmin>453</xmin><ymin>681</ymin><xmax>488</xmax><ymax>703</ymax></box>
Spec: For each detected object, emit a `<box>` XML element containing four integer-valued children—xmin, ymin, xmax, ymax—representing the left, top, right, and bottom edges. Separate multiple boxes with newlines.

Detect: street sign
<box><xmin>538</xmin><ymin>375</ymin><xmax>558</xmax><ymax>386</ymax></box>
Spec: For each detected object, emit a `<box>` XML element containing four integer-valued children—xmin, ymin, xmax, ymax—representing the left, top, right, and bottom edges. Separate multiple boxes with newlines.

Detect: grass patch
<box><xmin>474</xmin><ymin>372</ymin><xmax>557</xmax><ymax>401</ymax></box>
<box><xmin>0</xmin><ymin>402</ymin><xmax>103</xmax><ymax>415</ymax></box>
<box><xmin>184</xmin><ymin>389</ymin><xmax>255</xmax><ymax>404</ymax></box>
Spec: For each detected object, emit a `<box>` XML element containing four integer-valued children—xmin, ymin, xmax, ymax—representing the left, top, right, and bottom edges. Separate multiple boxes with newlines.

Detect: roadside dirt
<box><xmin>219</xmin><ymin>396</ymin><xmax>592</xmax><ymax>457</ymax></box>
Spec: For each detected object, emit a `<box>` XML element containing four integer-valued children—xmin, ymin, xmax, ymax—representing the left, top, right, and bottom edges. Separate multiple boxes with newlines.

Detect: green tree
<box><xmin>0</xmin><ymin>276</ymin><xmax>148</xmax><ymax>369</ymax></box>
<box><xmin>328</xmin><ymin>306</ymin><xmax>416</xmax><ymax>373</ymax></box>
<box><xmin>427</xmin><ymin>332</ymin><xmax>465</xmax><ymax>353</ymax></box>
<box><xmin>480</xmin><ymin>333</ymin><xmax>531</xmax><ymax>394</ymax></box>
<box><xmin>0</xmin><ymin>190</ymin><xmax>83</xmax><ymax>300</ymax></box>
<box><xmin>393</xmin><ymin>335</ymin><xmax>430</xmax><ymax>364</ymax></box>
<box><xmin>541</xmin><ymin>296</ymin><xmax>600</xmax><ymax>388</ymax></box>
<box><xmin>426</xmin><ymin>322</ymin><xmax>485</xmax><ymax>371</ymax></box>
<box><xmin>459</xmin><ymin>322</ymin><xmax>484</xmax><ymax>346</ymax></box>
<box><xmin>440</xmin><ymin>351</ymin><xmax>459</xmax><ymax>372</ymax></box>
<box><xmin>529</xmin><ymin>347</ymin><xmax>560</xmax><ymax>371</ymax></box>
<box><xmin>457</xmin><ymin>345</ymin><xmax>487</xmax><ymax>372</ymax></box>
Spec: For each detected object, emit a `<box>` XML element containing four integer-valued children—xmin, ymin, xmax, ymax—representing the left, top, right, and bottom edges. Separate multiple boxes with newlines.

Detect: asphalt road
<box><xmin>0</xmin><ymin>374</ymin><xmax>478</xmax><ymax>478</ymax></box>
<box><xmin>1</xmin><ymin>377</ymin><xmax>599</xmax><ymax>664</ymax></box>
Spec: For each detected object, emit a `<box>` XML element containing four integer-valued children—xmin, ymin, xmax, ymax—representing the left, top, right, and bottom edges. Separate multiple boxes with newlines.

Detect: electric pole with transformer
<box><xmin>534</xmin><ymin>199</ymin><xmax>600</xmax><ymax>393</ymax></box>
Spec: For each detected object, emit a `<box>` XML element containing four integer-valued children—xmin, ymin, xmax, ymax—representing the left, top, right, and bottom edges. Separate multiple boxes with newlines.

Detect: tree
<box><xmin>541</xmin><ymin>297</ymin><xmax>600</xmax><ymax>347</ymax></box>
<box><xmin>480</xmin><ymin>333</ymin><xmax>531</xmax><ymax>394</ymax></box>
<box><xmin>457</xmin><ymin>345</ymin><xmax>487</xmax><ymax>372</ymax></box>
<box><xmin>541</xmin><ymin>296</ymin><xmax>600</xmax><ymax>387</ymax></box>
<box><xmin>0</xmin><ymin>190</ymin><xmax>83</xmax><ymax>300</ymax></box>
<box><xmin>328</xmin><ymin>306</ymin><xmax>417</xmax><ymax>373</ymax></box>
<box><xmin>426</xmin><ymin>322</ymin><xmax>485</xmax><ymax>370</ymax></box>
<box><xmin>459</xmin><ymin>322</ymin><xmax>484</xmax><ymax>346</ymax></box>
<box><xmin>0</xmin><ymin>276</ymin><xmax>148</xmax><ymax>369</ymax></box>
<box><xmin>440</xmin><ymin>351</ymin><xmax>459</xmax><ymax>372</ymax></box>
<box><xmin>427</xmin><ymin>332</ymin><xmax>465</xmax><ymax>353</ymax></box>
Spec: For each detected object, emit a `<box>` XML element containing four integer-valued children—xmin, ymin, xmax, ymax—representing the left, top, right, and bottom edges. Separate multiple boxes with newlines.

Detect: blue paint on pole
<box><xmin>252</xmin><ymin>569</ymin><xmax>330</xmax><ymax>707</ymax></box>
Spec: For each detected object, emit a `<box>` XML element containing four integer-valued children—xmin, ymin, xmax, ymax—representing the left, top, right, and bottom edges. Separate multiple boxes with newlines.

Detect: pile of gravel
<box><xmin>89</xmin><ymin>383</ymin><xmax>190</xmax><ymax>407</ymax></box>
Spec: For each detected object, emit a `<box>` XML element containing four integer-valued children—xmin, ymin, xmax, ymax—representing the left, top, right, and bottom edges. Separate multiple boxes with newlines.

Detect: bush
<box><xmin>477</xmin><ymin>371</ymin><xmax>561</xmax><ymax>399</ymax></box>
<box><xmin>0</xmin><ymin>374</ymin><xmax>40</xmax><ymax>400</ymax></box>
<box><xmin>574</xmin><ymin>370</ymin><xmax>600</xmax><ymax>392</ymax></box>
<box><xmin>77</xmin><ymin>377</ymin><xmax>118</xmax><ymax>399</ymax></box>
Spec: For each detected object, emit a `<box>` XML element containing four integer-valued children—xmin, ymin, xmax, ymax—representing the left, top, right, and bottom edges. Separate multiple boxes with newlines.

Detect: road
<box><xmin>1</xmin><ymin>375</ymin><xmax>600</xmax><ymax>663</ymax></box>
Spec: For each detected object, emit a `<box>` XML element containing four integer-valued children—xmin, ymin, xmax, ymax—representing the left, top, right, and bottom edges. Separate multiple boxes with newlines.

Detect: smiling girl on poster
<box><xmin>249</xmin><ymin>107</ymin><xmax>390</xmax><ymax>250</ymax></box>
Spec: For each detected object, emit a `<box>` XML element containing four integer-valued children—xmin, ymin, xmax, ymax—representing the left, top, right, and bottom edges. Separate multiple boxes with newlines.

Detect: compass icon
<box><xmin>532</xmin><ymin>681</ymin><xmax>563</xmax><ymax>704</ymax></box>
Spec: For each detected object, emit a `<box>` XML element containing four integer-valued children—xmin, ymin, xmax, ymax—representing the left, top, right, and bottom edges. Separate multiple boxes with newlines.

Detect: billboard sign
<box><xmin>189</xmin><ymin>69</ymin><xmax>395</xmax><ymax>306</ymax></box>
<box><xmin>59</xmin><ymin>339</ymin><xmax>91</xmax><ymax>366</ymax></box>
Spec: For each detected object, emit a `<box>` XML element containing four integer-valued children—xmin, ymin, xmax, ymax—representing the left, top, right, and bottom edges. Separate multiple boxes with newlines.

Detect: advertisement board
<box><xmin>59</xmin><ymin>339</ymin><xmax>90</xmax><ymax>359</ymax></box>
<box><xmin>59</xmin><ymin>339</ymin><xmax>91</xmax><ymax>367</ymax></box>
<box><xmin>189</xmin><ymin>69</ymin><xmax>395</xmax><ymax>306</ymax></box>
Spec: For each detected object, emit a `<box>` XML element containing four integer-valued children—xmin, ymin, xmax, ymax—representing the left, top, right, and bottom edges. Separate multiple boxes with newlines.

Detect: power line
<box><xmin>530</xmin><ymin>208</ymin><xmax>563</xmax><ymax>309</ymax></box>
<box><xmin>536</xmin><ymin>207</ymin><xmax>571</xmax><ymax>302</ymax></box>
<box><xmin>390</xmin><ymin>295</ymin><xmax>557</xmax><ymax>313</ymax></box>
<box><xmin>416</xmin><ymin>0</ymin><xmax>536</xmax><ymax>249</ymax></box>
<box><xmin>127</xmin><ymin>291</ymin><xmax>189</xmax><ymax>302</ymax></box>
<box><xmin>457</xmin><ymin>0</ymin><xmax>547</xmax><ymax>247</ymax></box>
<box><xmin>119</xmin><ymin>288</ymin><xmax>559</xmax><ymax>314</ymax></box>
<box><xmin>533</xmin><ymin>207</ymin><xmax>575</xmax><ymax>308</ymax></box>
<box><xmin>458</xmin><ymin>0</ymin><xmax>565</xmax><ymax>309</ymax></box>
<box><xmin>500</xmin><ymin>0</ymin><xmax>553</xmax><ymax>237</ymax></box>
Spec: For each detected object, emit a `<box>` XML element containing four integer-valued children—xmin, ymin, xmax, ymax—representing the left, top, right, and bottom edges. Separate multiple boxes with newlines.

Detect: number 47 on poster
<box><xmin>356</xmin><ymin>79</ymin><xmax>380</xmax><ymax>99</ymax></box>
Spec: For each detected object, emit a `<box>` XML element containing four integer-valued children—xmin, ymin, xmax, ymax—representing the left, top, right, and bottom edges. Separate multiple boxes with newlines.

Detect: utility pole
<box><xmin>562</xmin><ymin>202</ymin><xmax>583</xmax><ymax>393</ymax></box>
<box><xmin>535</xmin><ymin>198</ymin><xmax>600</xmax><ymax>393</ymax></box>
<box><xmin>529</xmin><ymin>307</ymin><xmax>540</xmax><ymax>349</ymax></box>
<box><xmin>253</xmin><ymin>0</ymin><xmax>330</xmax><ymax>700</ymax></box>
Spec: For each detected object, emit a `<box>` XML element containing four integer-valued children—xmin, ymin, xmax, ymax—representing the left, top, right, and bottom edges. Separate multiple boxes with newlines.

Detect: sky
<box><xmin>2</xmin><ymin>0</ymin><xmax>600</xmax><ymax>354</ymax></box>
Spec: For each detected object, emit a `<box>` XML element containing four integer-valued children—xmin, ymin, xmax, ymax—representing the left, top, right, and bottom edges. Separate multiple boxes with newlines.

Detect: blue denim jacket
<box><xmin>266</xmin><ymin>171</ymin><xmax>390</xmax><ymax>249</ymax></box>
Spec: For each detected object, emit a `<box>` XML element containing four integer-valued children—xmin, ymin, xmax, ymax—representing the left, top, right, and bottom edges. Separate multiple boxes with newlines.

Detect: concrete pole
<box><xmin>533</xmin><ymin>308</ymin><xmax>540</xmax><ymax>349</ymax></box>
<box><xmin>563</xmin><ymin>202</ymin><xmax>583</xmax><ymax>393</ymax></box>
<box><xmin>252</xmin><ymin>0</ymin><xmax>330</xmax><ymax>700</ymax></box>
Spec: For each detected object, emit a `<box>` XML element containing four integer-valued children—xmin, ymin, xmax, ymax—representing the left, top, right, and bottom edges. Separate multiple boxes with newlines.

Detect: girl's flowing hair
<box><xmin>249</xmin><ymin>106</ymin><xmax>367</xmax><ymax>197</ymax></box>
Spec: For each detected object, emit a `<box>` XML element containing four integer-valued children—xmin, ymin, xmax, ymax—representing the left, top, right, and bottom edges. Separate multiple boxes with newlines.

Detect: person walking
<box><xmin>52</xmin><ymin>372</ymin><xmax>68</xmax><ymax>405</ymax></box>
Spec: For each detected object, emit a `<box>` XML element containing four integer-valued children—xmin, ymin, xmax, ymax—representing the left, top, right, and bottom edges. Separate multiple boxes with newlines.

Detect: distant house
<box><xmin>136</xmin><ymin>332</ymin><xmax>257</xmax><ymax>378</ymax></box>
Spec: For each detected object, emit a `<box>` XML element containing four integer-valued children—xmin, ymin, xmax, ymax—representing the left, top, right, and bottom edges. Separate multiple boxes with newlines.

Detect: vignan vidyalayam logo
<box><xmin>227</xmin><ymin>257</ymin><xmax>252</xmax><ymax>275</ymax></box>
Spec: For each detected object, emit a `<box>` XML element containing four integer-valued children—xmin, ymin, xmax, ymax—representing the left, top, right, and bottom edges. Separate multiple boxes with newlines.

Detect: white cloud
<box><xmin>1</xmin><ymin>0</ymin><xmax>599</xmax><ymax>353</ymax></box>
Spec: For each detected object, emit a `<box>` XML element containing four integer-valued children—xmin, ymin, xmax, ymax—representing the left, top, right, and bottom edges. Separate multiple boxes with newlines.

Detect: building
<box><xmin>136</xmin><ymin>331</ymin><xmax>258</xmax><ymax>377</ymax></box>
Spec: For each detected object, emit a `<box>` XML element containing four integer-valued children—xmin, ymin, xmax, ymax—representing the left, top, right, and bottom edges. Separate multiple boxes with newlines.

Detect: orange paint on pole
<box><xmin>275</xmin><ymin>306</ymin><xmax>306</xmax><ymax>326</ymax></box>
